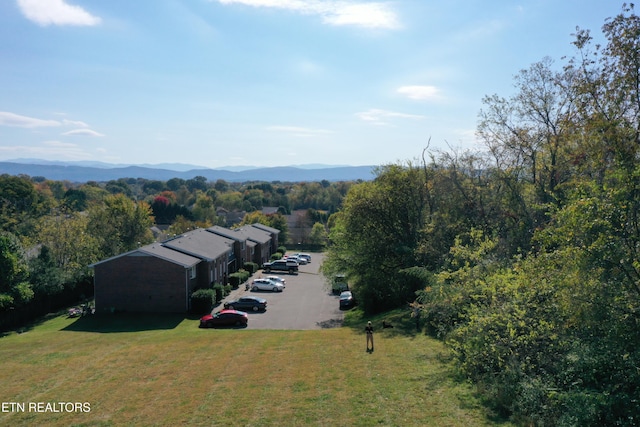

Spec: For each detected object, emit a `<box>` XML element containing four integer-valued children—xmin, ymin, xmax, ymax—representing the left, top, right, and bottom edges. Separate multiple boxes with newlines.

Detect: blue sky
<box><xmin>0</xmin><ymin>0</ymin><xmax>622</xmax><ymax>169</ymax></box>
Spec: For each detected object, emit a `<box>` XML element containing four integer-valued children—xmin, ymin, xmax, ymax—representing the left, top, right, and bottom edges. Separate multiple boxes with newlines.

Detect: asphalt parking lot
<box><xmin>220</xmin><ymin>253</ymin><xmax>345</xmax><ymax>330</ymax></box>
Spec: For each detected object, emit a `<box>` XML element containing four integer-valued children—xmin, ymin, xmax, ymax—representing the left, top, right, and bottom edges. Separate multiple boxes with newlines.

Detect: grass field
<box><xmin>0</xmin><ymin>309</ymin><xmax>512</xmax><ymax>426</ymax></box>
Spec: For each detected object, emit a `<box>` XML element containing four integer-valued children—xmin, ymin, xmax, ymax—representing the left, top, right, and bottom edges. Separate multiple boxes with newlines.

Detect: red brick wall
<box><xmin>94</xmin><ymin>254</ymin><xmax>195</xmax><ymax>313</ymax></box>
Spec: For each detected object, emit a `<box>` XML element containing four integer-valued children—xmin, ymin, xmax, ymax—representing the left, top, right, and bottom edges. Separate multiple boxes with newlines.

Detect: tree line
<box><xmin>322</xmin><ymin>5</ymin><xmax>640</xmax><ymax>425</ymax></box>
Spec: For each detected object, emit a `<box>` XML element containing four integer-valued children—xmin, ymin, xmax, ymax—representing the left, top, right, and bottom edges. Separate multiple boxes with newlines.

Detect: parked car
<box><xmin>199</xmin><ymin>309</ymin><xmax>248</xmax><ymax>328</ymax></box>
<box><xmin>292</xmin><ymin>253</ymin><xmax>312</xmax><ymax>263</ymax></box>
<box><xmin>252</xmin><ymin>278</ymin><xmax>284</xmax><ymax>292</ymax></box>
<box><xmin>332</xmin><ymin>274</ymin><xmax>349</xmax><ymax>295</ymax></box>
<box><xmin>286</xmin><ymin>255</ymin><xmax>308</xmax><ymax>265</ymax></box>
<box><xmin>339</xmin><ymin>291</ymin><xmax>356</xmax><ymax>309</ymax></box>
<box><xmin>266</xmin><ymin>275</ymin><xmax>286</xmax><ymax>286</ymax></box>
<box><xmin>263</xmin><ymin>259</ymin><xmax>299</xmax><ymax>274</ymax></box>
<box><xmin>224</xmin><ymin>296</ymin><xmax>267</xmax><ymax>312</ymax></box>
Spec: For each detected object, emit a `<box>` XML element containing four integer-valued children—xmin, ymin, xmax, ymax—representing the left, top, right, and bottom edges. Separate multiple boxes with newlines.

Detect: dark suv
<box><xmin>262</xmin><ymin>259</ymin><xmax>299</xmax><ymax>274</ymax></box>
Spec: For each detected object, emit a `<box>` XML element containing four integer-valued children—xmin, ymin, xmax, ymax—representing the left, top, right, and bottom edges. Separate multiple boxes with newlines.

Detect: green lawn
<box><xmin>0</xmin><ymin>310</ymin><xmax>512</xmax><ymax>426</ymax></box>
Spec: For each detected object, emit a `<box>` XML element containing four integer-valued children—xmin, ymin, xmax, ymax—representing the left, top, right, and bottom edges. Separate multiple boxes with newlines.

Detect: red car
<box><xmin>199</xmin><ymin>309</ymin><xmax>248</xmax><ymax>328</ymax></box>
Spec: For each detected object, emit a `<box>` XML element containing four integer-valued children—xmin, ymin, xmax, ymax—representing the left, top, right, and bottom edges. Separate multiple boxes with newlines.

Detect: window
<box><xmin>189</xmin><ymin>266</ymin><xmax>196</xmax><ymax>279</ymax></box>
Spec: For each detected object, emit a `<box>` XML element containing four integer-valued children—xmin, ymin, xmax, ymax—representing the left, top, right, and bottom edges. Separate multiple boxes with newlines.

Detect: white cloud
<box><xmin>355</xmin><ymin>108</ymin><xmax>424</xmax><ymax>125</ymax></box>
<box><xmin>0</xmin><ymin>112</ymin><xmax>97</xmax><ymax>132</ymax></box>
<box><xmin>62</xmin><ymin>129</ymin><xmax>105</xmax><ymax>137</ymax></box>
<box><xmin>0</xmin><ymin>141</ymin><xmax>92</xmax><ymax>160</ymax></box>
<box><xmin>322</xmin><ymin>2</ymin><xmax>398</xmax><ymax>29</ymax></box>
<box><xmin>0</xmin><ymin>111</ymin><xmax>61</xmax><ymax>128</ymax></box>
<box><xmin>215</xmin><ymin>0</ymin><xmax>400</xmax><ymax>29</ymax></box>
<box><xmin>62</xmin><ymin>119</ymin><xmax>89</xmax><ymax>127</ymax></box>
<box><xmin>397</xmin><ymin>85</ymin><xmax>440</xmax><ymax>100</ymax></box>
<box><xmin>267</xmin><ymin>125</ymin><xmax>332</xmax><ymax>137</ymax></box>
<box><xmin>17</xmin><ymin>0</ymin><xmax>102</xmax><ymax>27</ymax></box>
<box><xmin>43</xmin><ymin>140</ymin><xmax>77</xmax><ymax>148</ymax></box>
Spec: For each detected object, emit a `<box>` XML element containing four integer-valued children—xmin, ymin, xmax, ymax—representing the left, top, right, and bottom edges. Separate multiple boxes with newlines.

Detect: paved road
<box><xmin>221</xmin><ymin>253</ymin><xmax>345</xmax><ymax>330</ymax></box>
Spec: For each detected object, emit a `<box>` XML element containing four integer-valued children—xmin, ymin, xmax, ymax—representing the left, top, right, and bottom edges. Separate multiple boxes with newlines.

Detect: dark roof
<box><xmin>207</xmin><ymin>225</ymin><xmax>247</xmax><ymax>243</ymax></box>
<box><xmin>232</xmin><ymin>226</ymin><xmax>271</xmax><ymax>245</ymax></box>
<box><xmin>89</xmin><ymin>223</ymin><xmax>276</xmax><ymax>269</ymax></box>
<box><xmin>89</xmin><ymin>243</ymin><xmax>201</xmax><ymax>268</ymax></box>
<box><xmin>251</xmin><ymin>223</ymin><xmax>280</xmax><ymax>235</ymax></box>
<box><xmin>162</xmin><ymin>228</ymin><xmax>233</xmax><ymax>261</ymax></box>
<box><xmin>139</xmin><ymin>243</ymin><xmax>202</xmax><ymax>267</ymax></box>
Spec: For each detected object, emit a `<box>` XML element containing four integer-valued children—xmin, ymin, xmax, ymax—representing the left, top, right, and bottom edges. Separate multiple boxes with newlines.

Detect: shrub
<box><xmin>270</xmin><ymin>253</ymin><xmax>282</xmax><ymax>261</ymax></box>
<box><xmin>276</xmin><ymin>246</ymin><xmax>287</xmax><ymax>255</ymax></box>
<box><xmin>191</xmin><ymin>289</ymin><xmax>216</xmax><ymax>314</ymax></box>
<box><xmin>212</xmin><ymin>283</ymin><xmax>225</xmax><ymax>303</ymax></box>
<box><xmin>229</xmin><ymin>269</ymin><xmax>250</xmax><ymax>288</ymax></box>
<box><xmin>243</xmin><ymin>262</ymin><xmax>258</xmax><ymax>274</ymax></box>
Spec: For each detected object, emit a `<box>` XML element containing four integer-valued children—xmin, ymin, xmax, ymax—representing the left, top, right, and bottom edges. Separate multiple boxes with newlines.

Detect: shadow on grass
<box><xmin>199</xmin><ymin>324</ymin><xmax>248</xmax><ymax>330</ymax></box>
<box><xmin>1</xmin><ymin>310</ymin><xmax>67</xmax><ymax>337</ymax></box>
<box><xmin>62</xmin><ymin>313</ymin><xmax>192</xmax><ymax>333</ymax></box>
<box><xmin>316</xmin><ymin>318</ymin><xmax>343</xmax><ymax>328</ymax></box>
<box><xmin>342</xmin><ymin>308</ymin><xmax>425</xmax><ymax>339</ymax></box>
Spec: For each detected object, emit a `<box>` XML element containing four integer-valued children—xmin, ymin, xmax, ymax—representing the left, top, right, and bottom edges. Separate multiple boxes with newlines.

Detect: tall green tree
<box><xmin>478</xmin><ymin>57</ymin><xmax>576</xmax><ymax>201</ymax></box>
<box><xmin>105</xmin><ymin>179</ymin><xmax>133</xmax><ymax>196</ymax></box>
<box><xmin>28</xmin><ymin>245</ymin><xmax>64</xmax><ymax>296</ymax></box>
<box><xmin>565</xmin><ymin>3</ymin><xmax>640</xmax><ymax>181</ymax></box>
<box><xmin>0</xmin><ymin>232</ymin><xmax>33</xmax><ymax>309</ymax></box>
<box><xmin>308</xmin><ymin>222</ymin><xmax>327</xmax><ymax>246</ymax></box>
<box><xmin>192</xmin><ymin>191</ymin><xmax>217</xmax><ymax>223</ymax></box>
<box><xmin>324</xmin><ymin>163</ymin><xmax>427</xmax><ymax>313</ymax></box>
<box><xmin>35</xmin><ymin>213</ymin><xmax>99</xmax><ymax>281</ymax></box>
<box><xmin>0</xmin><ymin>175</ymin><xmax>43</xmax><ymax>235</ymax></box>
<box><xmin>87</xmin><ymin>194</ymin><xmax>154</xmax><ymax>259</ymax></box>
<box><xmin>562</xmin><ymin>4</ymin><xmax>640</xmax><ymax>338</ymax></box>
<box><xmin>216</xmin><ymin>191</ymin><xmax>244</xmax><ymax>211</ymax></box>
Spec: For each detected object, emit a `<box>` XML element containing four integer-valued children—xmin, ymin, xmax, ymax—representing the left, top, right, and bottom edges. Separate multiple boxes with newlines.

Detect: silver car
<box><xmin>286</xmin><ymin>255</ymin><xmax>308</xmax><ymax>265</ymax></box>
<box><xmin>292</xmin><ymin>253</ymin><xmax>312</xmax><ymax>263</ymax></box>
<box><xmin>266</xmin><ymin>275</ymin><xmax>286</xmax><ymax>286</ymax></box>
<box><xmin>251</xmin><ymin>278</ymin><xmax>284</xmax><ymax>292</ymax></box>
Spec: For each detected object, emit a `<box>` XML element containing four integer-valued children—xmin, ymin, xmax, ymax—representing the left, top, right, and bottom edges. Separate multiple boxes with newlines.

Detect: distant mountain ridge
<box><xmin>0</xmin><ymin>160</ymin><xmax>376</xmax><ymax>183</ymax></box>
